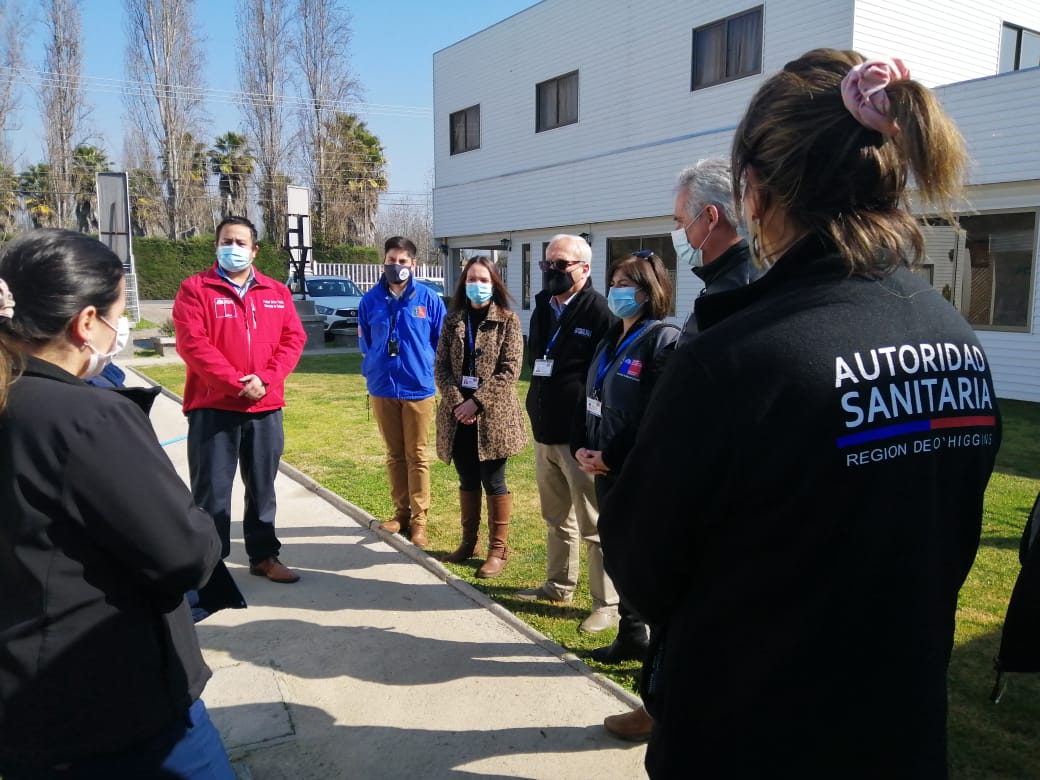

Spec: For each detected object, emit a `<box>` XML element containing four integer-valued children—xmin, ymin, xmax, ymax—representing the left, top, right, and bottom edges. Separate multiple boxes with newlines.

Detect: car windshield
<box><xmin>417</xmin><ymin>279</ymin><xmax>444</xmax><ymax>293</ymax></box>
<box><xmin>306</xmin><ymin>278</ymin><xmax>362</xmax><ymax>297</ymax></box>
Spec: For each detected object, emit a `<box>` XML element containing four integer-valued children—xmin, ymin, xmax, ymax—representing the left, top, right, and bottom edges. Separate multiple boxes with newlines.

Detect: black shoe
<box><xmin>589</xmin><ymin>638</ymin><xmax>649</xmax><ymax>664</ymax></box>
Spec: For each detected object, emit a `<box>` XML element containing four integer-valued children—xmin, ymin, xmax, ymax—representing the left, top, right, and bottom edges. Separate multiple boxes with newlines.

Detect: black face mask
<box><xmin>543</xmin><ymin>269</ymin><xmax>575</xmax><ymax>296</ymax></box>
<box><xmin>383</xmin><ymin>264</ymin><xmax>411</xmax><ymax>285</ymax></box>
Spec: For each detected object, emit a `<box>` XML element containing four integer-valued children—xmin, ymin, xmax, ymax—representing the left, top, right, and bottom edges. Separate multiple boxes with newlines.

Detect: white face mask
<box><xmin>82</xmin><ymin>315</ymin><xmax>129</xmax><ymax>380</ymax></box>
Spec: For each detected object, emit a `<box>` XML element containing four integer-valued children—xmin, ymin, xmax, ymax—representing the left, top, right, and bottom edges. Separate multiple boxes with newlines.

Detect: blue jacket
<box><xmin>359</xmin><ymin>277</ymin><xmax>446</xmax><ymax>400</ymax></box>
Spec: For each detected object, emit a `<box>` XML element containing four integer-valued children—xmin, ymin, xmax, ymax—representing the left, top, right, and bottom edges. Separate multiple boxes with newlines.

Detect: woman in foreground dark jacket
<box><xmin>0</xmin><ymin>229</ymin><xmax>233</xmax><ymax>779</ymax></box>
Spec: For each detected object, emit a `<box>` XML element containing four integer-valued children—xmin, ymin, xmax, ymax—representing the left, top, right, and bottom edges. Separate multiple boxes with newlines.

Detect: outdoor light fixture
<box><xmin>439</xmin><ymin>242</ymin><xmax>449</xmax><ymax>256</ymax></box>
<box><xmin>500</xmin><ymin>238</ymin><xmax>512</xmax><ymax>252</ymax></box>
<box><xmin>579</xmin><ymin>232</ymin><xmax>592</xmax><ymax>245</ymax></box>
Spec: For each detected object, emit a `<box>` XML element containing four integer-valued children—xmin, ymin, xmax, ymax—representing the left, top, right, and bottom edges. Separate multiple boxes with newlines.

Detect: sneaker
<box><xmin>248</xmin><ymin>556</ymin><xmax>300</xmax><ymax>584</ymax></box>
<box><xmin>579</xmin><ymin>606</ymin><xmax>620</xmax><ymax>633</ymax></box>
<box><xmin>515</xmin><ymin>584</ymin><xmax>572</xmax><ymax>604</ymax></box>
<box><xmin>603</xmin><ymin>705</ymin><xmax>653</xmax><ymax>742</ymax></box>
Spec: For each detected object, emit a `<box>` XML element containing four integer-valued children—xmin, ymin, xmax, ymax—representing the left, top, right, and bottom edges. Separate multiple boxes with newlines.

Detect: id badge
<box><xmin>461</xmin><ymin>375</ymin><xmax>479</xmax><ymax>389</ymax></box>
<box><xmin>586</xmin><ymin>396</ymin><xmax>603</xmax><ymax>417</ymax></box>
<box><xmin>533</xmin><ymin>358</ymin><xmax>554</xmax><ymax>377</ymax></box>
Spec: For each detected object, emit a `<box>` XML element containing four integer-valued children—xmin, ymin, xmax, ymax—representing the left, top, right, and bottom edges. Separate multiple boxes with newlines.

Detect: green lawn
<box><xmin>140</xmin><ymin>355</ymin><xmax>1040</xmax><ymax>777</ymax></box>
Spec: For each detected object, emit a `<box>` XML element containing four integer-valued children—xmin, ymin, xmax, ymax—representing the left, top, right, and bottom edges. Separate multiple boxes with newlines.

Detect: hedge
<box><xmin>132</xmin><ymin>237</ymin><xmax>380</xmax><ymax>300</ymax></box>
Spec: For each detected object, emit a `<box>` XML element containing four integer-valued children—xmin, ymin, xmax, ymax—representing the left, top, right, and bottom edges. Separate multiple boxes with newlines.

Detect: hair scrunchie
<box><xmin>840</xmin><ymin>57</ymin><xmax>911</xmax><ymax>137</ymax></box>
<box><xmin>0</xmin><ymin>278</ymin><xmax>14</xmax><ymax>320</ymax></box>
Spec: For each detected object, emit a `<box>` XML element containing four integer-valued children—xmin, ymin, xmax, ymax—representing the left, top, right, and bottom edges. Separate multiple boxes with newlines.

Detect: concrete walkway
<box><xmin>124</xmin><ymin>365</ymin><xmax>647</xmax><ymax>779</ymax></box>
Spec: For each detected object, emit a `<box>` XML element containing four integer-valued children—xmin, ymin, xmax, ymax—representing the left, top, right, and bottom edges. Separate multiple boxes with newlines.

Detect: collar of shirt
<box><xmin>216</xmin><ymin>265</ymin><xmax>256</xmax><ymax>297</ymax></box>
<box><xmin>549</xmin><ymin>290</ymin><xmax>579</xmax><ymax>319</ymax></box>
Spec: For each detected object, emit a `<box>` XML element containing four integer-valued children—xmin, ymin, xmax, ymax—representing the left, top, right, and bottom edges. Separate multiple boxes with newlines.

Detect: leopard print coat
<box><xmin>434</xmin><ymin>303</ymin><xmax>528</xmax><ymax>463</ymax></box>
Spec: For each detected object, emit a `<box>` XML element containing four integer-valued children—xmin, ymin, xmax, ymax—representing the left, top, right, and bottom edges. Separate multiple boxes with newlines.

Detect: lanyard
<box><xmin>465</xmin><ymin>312</ymin><xmax>477</xmax><ymax>374</ymax></box>
<box><xmin>386</xmin><ymin>294</ymin><xmax>404</xmax><ymax>339</ymax></box>
<box><xmin>593</xmin><ymin>321</ymin><xmax>654</xmax><ymax>392</ymax></box>
<box><xmin>543</xmin><ymin>325</ymin><xmax>564</xmax><ymax>359</ymax></box>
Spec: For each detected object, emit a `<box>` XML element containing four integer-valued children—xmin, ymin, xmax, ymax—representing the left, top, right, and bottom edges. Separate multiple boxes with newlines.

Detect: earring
<box><xmin>749</xmin><ymin>218</ymin><xmax>765</xmax><ymax>268</ymax></box>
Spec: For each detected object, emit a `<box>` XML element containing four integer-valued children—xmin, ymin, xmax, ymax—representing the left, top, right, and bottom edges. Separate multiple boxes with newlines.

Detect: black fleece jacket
<box><xmin>600</xmin><ymin>235</ymin><xmax>1001</xmax><ymax>779</ymax></box>
<box><xmin>525</xmin><ymin>279</ymin><xmax>613</xmax><ymax>444</ymax></box>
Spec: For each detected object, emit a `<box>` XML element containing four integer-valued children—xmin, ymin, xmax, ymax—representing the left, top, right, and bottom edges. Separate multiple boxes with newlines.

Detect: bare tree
<box><xmin>237</xmin><ymin>0</ymin><xmax>290</xmax><ymax>242</ymax></box>
<box><xmin>377</xmin><ymin>189</ymin><xmax>435</xmax><ymax>265</ymax></box>
<box><xmin>290</xmin><ymin>0</ymin><xmax>359</xmax><ymax>243</ymax></box>
<box><xmin>38</xmin><ymin>0</ymin><xmax>87</xmax><ymax>229</ymax></box>
<box><xmin>123</xmin><ymin>0</ymin><xmax>206</xmax><ymax>239</ymax></box>
<box><xmin>0</xmin><ymin>0</ymin><xmax>28</xmax><ymax>166</ymax></box>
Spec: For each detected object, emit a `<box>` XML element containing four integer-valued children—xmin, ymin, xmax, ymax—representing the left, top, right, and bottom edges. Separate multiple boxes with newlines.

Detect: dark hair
<box><xmin>0</xmin><ymin>230</ymin><xmax>124</xmax><ymax>408</ymax></box>
<box><xmin>216</xmin><ymin>216</ymin><xmax>258</xmax><ymax>245</ymax></box>
<box><xmin>384</xmin><ymin>235</ymin><xmax>417</xmax><ymax>259</ymax></box>
<box><xmin>451</xmin><ymin>256</ymin><xmax>513</xmax><ymax>313</ymax></box>
<box><xmin>732</xmin><ymin>48</ymin><xmax>967</xmax><ymax>272</ymax></box>
<box><xmin>608</xmin><ymin>253</ymin><xmax>672</xmax><ymax>320</ymax></box>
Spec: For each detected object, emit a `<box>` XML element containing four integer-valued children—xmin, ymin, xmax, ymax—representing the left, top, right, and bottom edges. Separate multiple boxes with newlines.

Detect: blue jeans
<box><xmin>3</xmin><ymin>699</ymin><xmax>234</xmax><ymax>779</ymax></box>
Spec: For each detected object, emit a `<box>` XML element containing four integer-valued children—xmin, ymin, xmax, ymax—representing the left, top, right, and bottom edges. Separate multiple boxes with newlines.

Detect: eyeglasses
<box><xmin>538</xmin><ymin>259</ymin><xmax>583</xmax><ymax>272</ymax></box>
<box><xmin>632</xmin><ymin>250</ymin><xmax>656</xmax><ymax>259</ymax></box>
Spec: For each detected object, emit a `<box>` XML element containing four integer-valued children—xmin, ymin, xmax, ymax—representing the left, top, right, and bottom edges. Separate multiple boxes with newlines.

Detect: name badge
<box><xmin>533</xmin><ymin>358</ymin><xmax>554</xmax><ymax>377</ymax></box>
<box><xmin>461</xmin><ymin>375</ymin><xmax>479</xmax><ymax>389</ymax></box>
<box><xmin>586</xmin><ymin>396</ymin><xmax>603</xmax><ymax>417</ymax></box>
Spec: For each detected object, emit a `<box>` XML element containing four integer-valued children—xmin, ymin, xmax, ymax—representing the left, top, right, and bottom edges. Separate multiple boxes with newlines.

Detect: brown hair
<box><xmin>732</xmin><ymin>48</ymin><xmax>968</xmax><ymax>273</ymax></box>
<box><xmin>451</xmin><ymin>256</ymin><xmax>514</xmax><ymax>313</ymax></box>
<box><xmin>608</xmin><ymin>252</ymin><xmax>673</xmax><ymax>320</ymax></box>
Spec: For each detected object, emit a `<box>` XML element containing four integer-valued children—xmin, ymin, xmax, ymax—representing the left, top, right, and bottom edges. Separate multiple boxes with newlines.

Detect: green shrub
<box><xmin>131</xmin><ymin>236</ymin><xmax>379</xmax><ymax>299</ymax></box>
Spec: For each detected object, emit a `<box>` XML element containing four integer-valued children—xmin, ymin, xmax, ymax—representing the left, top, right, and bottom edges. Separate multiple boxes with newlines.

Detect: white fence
<box><xmin>309</xmin><ymin>263</ymin><xmax>445</xmax><ymax>291</ymax></box>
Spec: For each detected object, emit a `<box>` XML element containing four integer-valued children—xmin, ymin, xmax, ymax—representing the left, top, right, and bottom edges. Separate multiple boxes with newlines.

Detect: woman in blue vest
<box><xmin>571</xmin><ymin>250</ymin><xmax>679</xmax><ymax>718</ymax></box>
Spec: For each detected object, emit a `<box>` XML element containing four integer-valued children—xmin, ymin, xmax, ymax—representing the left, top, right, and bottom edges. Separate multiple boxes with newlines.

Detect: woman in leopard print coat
<box><xmin>435</xmin><ymin>256</ymin><xmax>527</xmax><ymax>577</ymax></box>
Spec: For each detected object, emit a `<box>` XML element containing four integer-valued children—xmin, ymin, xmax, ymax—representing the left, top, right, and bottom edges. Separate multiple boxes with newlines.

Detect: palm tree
<box><xmin>71</xmin><ymin>145</ymin><xmax>112</xmax><ymax>233</ymax></box>
<box><xmin>0</xmin><ymin>163</ymin><xmax>20</xmax><ymax>237</ymax></box>
<box><xmin>209</xmin><ymin>132</ymin><xmax>255</xmax><ymax>219</ymax></box>
<box><xmin>322</xmin><ymin>113</ymin><xmax>387</xmax><ymax>245</ymax></box>
<box><xmin>18</xmin><ymin>163</ymin><xmax>58</xmax><ymax>229</ymax></box>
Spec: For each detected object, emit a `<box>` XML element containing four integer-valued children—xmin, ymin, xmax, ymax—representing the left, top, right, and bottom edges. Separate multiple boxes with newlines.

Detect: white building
<box><xmin>433</xmin><ymin>0</ymin><xmax>1040</xmax><ymax>400</ymax></box>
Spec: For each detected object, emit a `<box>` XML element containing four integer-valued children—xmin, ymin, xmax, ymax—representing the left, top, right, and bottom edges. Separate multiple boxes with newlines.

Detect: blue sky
<box><xmin>6</xmin><ymin>0</ymin><xmax>538</xmax><ymax>204</ymax></box>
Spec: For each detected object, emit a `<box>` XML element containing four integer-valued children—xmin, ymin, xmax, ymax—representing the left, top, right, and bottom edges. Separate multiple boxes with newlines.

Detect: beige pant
<box><xmin>534</xmin><ymin>441</ymin><xmax>618</xmax><ymax>608</ymax></box>
<box><xmin>371</xmin><ymin>395</ymin><xmax>436</xmax><ymax>524</ymax></box>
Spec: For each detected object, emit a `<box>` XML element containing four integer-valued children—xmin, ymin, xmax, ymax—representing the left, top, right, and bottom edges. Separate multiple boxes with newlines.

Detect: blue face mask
<box><xmin>465</xmin><ymin>281</ymin><xmax>493</xmax><ymax>305</ymax></box>
<box><xmin>217</xmin><ymin>244</ymin><xmax>253</xmax><ymax>272</ymax></box>
<box><xmin>671</xmin><ymin>207</ymin><xmax>711</xmax><ymax>268</ymax></box>
<box><xmin>607</xmin><ymin>286</ymin><xmax>642</xmax><ymax>318</ymax></box>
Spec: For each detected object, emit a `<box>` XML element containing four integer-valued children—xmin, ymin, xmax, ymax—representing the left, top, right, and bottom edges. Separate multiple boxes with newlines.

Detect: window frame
<box><xmin>999</xmin><ymin>22</ymin><xmax>1040</xmax><ymax>72</ymax></box>
<box><xmin>536</xmin><ymin>70</ymin><xmax>579</xmax><ymax>133</ymax></box>
<box><xmin>449</xmin><ymin>104</ymin><xmax>481</xmax><ymax>155</ymax></box>
<box><xmin>690</xmin><ymin>6</ymin><xmax>764</xmax><ymax>91</ymax></box>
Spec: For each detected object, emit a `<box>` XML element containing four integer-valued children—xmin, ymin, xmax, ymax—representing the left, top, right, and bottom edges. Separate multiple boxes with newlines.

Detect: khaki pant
<box><xmin>534</xmin><ymin>441</ymin><xmax>618</xmax><ymax>608</ymax></box>
<box><xmin>371</xmin><ymin>395</ymin><xmax>436</xmax><ymax>523</ymax></box>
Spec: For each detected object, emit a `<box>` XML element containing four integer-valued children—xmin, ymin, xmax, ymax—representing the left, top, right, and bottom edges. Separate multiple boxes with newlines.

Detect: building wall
<box><xmin>433</xmin><ymin>0</ymin><xmax>1040</xmax><ymax>400</ymax></box>
<box><xmin>853</xmin><ymin>0</ymin><xmax>1040</xmax><ymax>85</ymax></box>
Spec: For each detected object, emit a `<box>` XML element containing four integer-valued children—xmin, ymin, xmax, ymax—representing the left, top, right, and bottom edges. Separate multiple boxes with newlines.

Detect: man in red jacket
<box><xmin>174</xmin><ymin>216</ymin><xmax>306</xmax><ymax>583</ymax></box>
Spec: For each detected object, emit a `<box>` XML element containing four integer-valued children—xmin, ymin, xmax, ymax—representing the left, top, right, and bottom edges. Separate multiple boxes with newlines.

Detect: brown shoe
<box><xmin>409</xmin><ymin>520</ymin><xmax>429</xmax><ymax>548</ymax></box>
<box><xmin>249</xmin><ymin>557</ymin><xmax>300</xmax><ymax>584</ymax></box>
<box><xmin>380</xmin><ymin>516</ymin><xmax>411</xmax><ymax>536</ymax></box>
<box><xmin>603</xmin><ymin>705</ymin><xmax>653</xmax><ymax>742</ymax></box>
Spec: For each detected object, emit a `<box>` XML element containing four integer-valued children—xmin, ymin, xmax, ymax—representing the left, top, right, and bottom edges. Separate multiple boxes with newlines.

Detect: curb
<box><xmin>126</xmin><ymin>365</ymin><xmax>642</xmax><ymax>713</ymax></box>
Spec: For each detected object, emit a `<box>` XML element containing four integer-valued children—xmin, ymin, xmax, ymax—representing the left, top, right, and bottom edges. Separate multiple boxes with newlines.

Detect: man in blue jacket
<box><xmin>359</xmin><ymin>236</ymin><xmax>446</xmax><ymax>548</ymax></box>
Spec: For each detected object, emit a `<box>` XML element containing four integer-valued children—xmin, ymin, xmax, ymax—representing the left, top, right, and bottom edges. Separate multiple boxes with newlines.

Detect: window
<box><xmin>960</xmin><ymin>212</ymin><xmax>1036</xmax><ymax>329</ymax></box>
<box><xmin>1000</xmin><ymin>23</ymin><xmax>1040</xmax><ymax>73</ymax></box>
<box><xmin>522</xmin><ymin>243</ymin><xmax>531</xmax><ymax>310</ymax></box>
<box><xmin>691</xmin><ymin>7</ymin><xmax>763</xmax><ymax>90</ymax></box>
<box><xmin>450</xmin><ymin>105</ymin><xmax>480</xmax><ymax>155</ymax></box>
<box><xmin>920</xmin><ymin>212</ymin><xmax>1036</xmax><ymax>331</ymax></box>
<box><xmin>605</xmin><ymin>235</ymin><xmax>678</xmax><ymax>316</ymax></box>
<box><xmin>536</xmin><ymin>71</ymin><xmax>578</xmax><ymax>132</ymax></box>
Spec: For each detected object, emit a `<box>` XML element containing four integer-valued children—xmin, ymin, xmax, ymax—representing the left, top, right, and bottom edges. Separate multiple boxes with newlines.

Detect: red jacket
<box><xmin>173</xmin><ymin>266</ymin><xmax>305</xmax><ymax>413</ymax></box>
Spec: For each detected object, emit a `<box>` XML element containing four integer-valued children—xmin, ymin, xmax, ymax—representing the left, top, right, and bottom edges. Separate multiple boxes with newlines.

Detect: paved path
<box><xmin>125</xmin><ymin>366</ymin><xmax>647</xmax><ymax>779</ymax></box>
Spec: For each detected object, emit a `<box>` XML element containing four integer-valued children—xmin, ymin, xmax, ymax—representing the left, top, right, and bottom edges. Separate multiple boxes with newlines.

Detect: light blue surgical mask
<box><xmin>217</xmin><ymin>244</ymin><xmax>254</xmax><ymax>272</ymax></box>
<box><xmin>607</xmin><ymin>286</ymin><xmax>642</xmax><ymax>319</ymax></box>
<box><xmin>671</xmin><ymin>207</ymin><xmax>711</xmax><ymax>268</ymax></box>
<box><xmin>465</xmin><ymin>281</ymin><xmax>493</xmax><ymax>305</ymax></box>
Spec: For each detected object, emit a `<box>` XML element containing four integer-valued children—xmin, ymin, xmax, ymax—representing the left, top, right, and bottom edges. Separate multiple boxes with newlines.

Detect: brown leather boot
<box><xmin>477</xmin><ymin>493</ymin><xmax>510</xmax><ymax>578</ymax></box>
<box><xmin>380</xmin><ymin>514</ymin><xmax>411</xmax><ymax>537</ymax></box>
<box><xmin>409</xmin><ymin>515</ymin><xmax>429</xmax><ymax>548</ymax></box>
<box><xmin>442</xmin><ymin>489</ymin><xmax>482</xmax><ymax>563</ymax></box>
